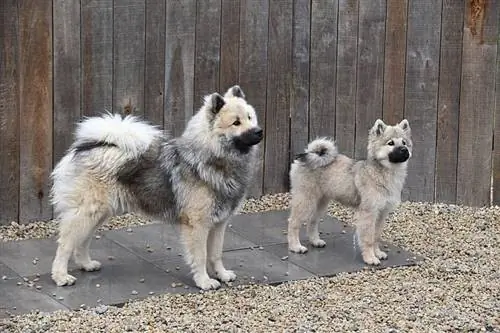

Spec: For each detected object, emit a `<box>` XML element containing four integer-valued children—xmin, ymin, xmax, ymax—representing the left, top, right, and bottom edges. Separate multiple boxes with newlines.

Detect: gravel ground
<box><xmin>1</xmin><ymin>193</ymin><xmax>499</xmax><ymax>333</ymax></box>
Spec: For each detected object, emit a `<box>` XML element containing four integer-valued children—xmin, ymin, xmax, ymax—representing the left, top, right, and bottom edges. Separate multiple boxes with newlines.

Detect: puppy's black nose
<box><xmin>254</xmin><ymin>127</ymin><xmax>263</xmax><ymax>138</ymax></box>
<box><xmin>400</xmin><ymin>146</ymin><xmax>408</xmax><ymax>152</ymax></box>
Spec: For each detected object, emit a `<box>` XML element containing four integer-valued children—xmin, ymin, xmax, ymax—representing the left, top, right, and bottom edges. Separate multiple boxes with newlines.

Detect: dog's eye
<box><xmin>233</xmin><ymin>120</ymin><xmax>241</xmax><ymax>126</ymax></box>
<box><xmin>387</xmin><ymin>140</ymin><xmax>394</xmax><ymax>146</ymax></box>
<box><xmin>248</xmin><ymin>115</ymin><xmax>251</xmax><ymax>120</ymax></box>
<box><xmin>402</xmin><ymin>140</ymin><xmax>407</xmax><ymax>146</ymax></box>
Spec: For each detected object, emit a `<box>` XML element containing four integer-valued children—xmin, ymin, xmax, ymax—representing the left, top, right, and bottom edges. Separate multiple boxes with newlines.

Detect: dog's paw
<box><xmin>195</xmin><ymin>276</ymin><xmax>221</xmax><ymax>290</ymax></box>
<box><xmin>289</xmin><ymin>244</ymin><xmax>308</xmax><ymax>254</ymax></box>
<box><xmin>52</xmin><ymin>273</ymin><xmax>77</xmax><ymax>287</ymax></box>
<box><xmin>362</xmin><ymin>254</ymin><xmax>381</xmax><ymax>266</ymax></box>
<box><xmin>311</xmin><ymin>239</ymin><xmax>326</xmax><ymax>248</ymax></box>
<box><xmin>375</xmin><ymin>249</ymin><xmax>388</xmax><ymax>260</ymax></box>
<box><xmin>216</xmin><ymin>269</ymin><xmax>236</xmax><ymax>283</ymax></box>
<box><xmin>78</xmin><ymin>260</ymin><xmax>102</xmax><ymax>272</ymax></box>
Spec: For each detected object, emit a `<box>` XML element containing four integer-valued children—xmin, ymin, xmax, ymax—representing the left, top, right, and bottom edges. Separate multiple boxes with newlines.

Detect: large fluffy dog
<box><xmin>50</xmin><ymin>85</ymin><xmax>263</xmax><ymax>290</ymax></box>
<box><xmin>287</xmin><ymin>119</ymin><xmax>412</xmax><ymax>265</ymax></box>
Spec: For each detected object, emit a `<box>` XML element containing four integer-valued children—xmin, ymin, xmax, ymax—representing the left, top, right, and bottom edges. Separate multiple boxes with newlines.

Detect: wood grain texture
<box><xmin>309</xmin><ymin>0</ymin><xmax>338</xmax><ymax>140</ymax></box>
<box><xmin>435</xmin><ymin>0</ymin><xmax>464</xmax><ymax>204</ymax></box>
<box><xmin>18</xmin><ymin>0</ymin><xmax>53</xmax><ymax>222</ymax></box>
<box><xmin>335</xmin><ymin>0</ymin><xmax>358</xmax><ymax>157</ymax></box>
<box><xmin>263</xmin><ymin>0</ymin><xmax>293</xmax><ymax>194</ymax></box>
<box><xmin>238</xmin><ymin>0</ymin><xmax>269</xmax><ymax>198</ymax></box>
<box><xmin>219</xmin><ymin>0</ymin><xmax>240</xmax><ymax>91</ymax></box>
<box><xmin>164</xmin><ymin>0</ymin><xmax>196</xmax><ymax>137</ymax></box>
<box><xmin>290</xmin><ymin>0</ymin><xmax>310</xmax><ymax>161</ymax></box>
<box><xmin>194</xmin><ymin>0</ymin><xmax>221</xmax><ymax>110</ymax></box>
<box><xmin>113</xmin><ymin>0</ymin><xmax>146</xmax><ymax>116</ymax></box>
<box><xmin>53</xmin><ymin>0</ymin><xmax>81</xmax><ymax>164</ymax></box>
<box><xmin>354</xmin><ymin>0</ymin><xmax>386</xmax><ymax>160</ymax></box>
<box><xmin>457</xmin><ymin>0</ymin><xmax>498</xmax><ymax>206</ymax></box>
<box><xmin>144</xmin><ymin>0</ymin><xmax>166</xmax><ymax>127</ymax></box>
<box><xmin>404</xmin><ymin>0</ymin><xmax>441</xmax><ymax>203</ymax></box>
<box><xmin>383</xmin><ymin>0</ymin><xmax>407</xmax><ymax>125</ymax></box>
<box><xmin>494</xmin><ymin>6</ymin><xmax>500</xmax><ymax>205</ymax></box>
<box><xmin>82</xmin><ymin>0</ymin><xmax>113</xmax><ymax>116</ymax></box>
<box><xmin>0</xmin><ymin>0</ymin><xmax>20</xmax><ymax>224</ymax></box>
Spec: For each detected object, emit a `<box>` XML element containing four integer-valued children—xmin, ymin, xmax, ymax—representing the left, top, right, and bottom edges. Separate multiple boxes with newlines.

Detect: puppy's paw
<box><xmin>289</xmin><ymin>244</ymin><xmax>308</xmax><ymax>254</ymax></box>
<box><xmin>310</xmin><ymin>239</ymin><xmax>326</xmax><ymax>248</ymax></box>
<box><xmin>78</xmin><ymin>260</ymin><xmax>102</xmax><ymax>272</ymax></box>
<box><xmin>216</xmin><ymin>269</ymin><xmax>236</xmax><ymax>283</ymax></box>
<box><xmin>195</xmin><ymin>275</ymin><xmax>221</xmax><ymax>290</ymax></box>
<box><xmin>362</xmin><ymin>254</ymin><xmax>381</xmax><ymax>266</ymax></box>
<box><xmin>52</xmin><ymin>273</ymin><xmax>77</xmax><ymax>287</ymax></box>
<box><xmin>375</xmin><ymin>249</ymin><xmax>388</xmax><ymax>260</ymax></box>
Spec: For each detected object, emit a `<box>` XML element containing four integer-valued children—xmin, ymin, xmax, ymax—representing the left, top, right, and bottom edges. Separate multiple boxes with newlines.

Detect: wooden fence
<box><xmin>0</xmin><ymin>0</ymin><xmax>499</xmax><ymax>224</ymax></box>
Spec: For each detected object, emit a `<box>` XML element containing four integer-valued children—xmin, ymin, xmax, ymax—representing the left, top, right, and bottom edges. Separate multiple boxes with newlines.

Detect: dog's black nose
<box><xmin>254</xmin><ymin>127</ymin><xmax>263</xmax><ymax>138</ymax></box>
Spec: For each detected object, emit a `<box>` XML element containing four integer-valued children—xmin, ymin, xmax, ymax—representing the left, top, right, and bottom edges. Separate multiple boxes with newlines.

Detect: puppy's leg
<box><xmin>207</xmin><ymin>220</ymin><xmax>236</xmax><ymax>283</ymax></box>
<box><xmin>374</xmin><ymin>210</ymin><xmax>390</xmax><ymax>260</ymax></box>
<box><xmin>354</xmin><ymin>209</ymin><xmax>380</xmax><ymax>265</ymax></box>
<box><xmin>73</xmin><ymin>213</ymin><xmax>109</xmax><ymax>271</ymax></box>
<box><xmin>308</xmin><ymin>198</ymin><xmax>329</xmax><ymax>248</ymax></box>
<box><xmin>181</xmin><ymin>221</ymin><xmax>221</xmax><ymax>291</ymax></box>
<box><xmin>288</xmin><ymin>193</ymin><xmax>318</xmax><ymax>254</ymax></box>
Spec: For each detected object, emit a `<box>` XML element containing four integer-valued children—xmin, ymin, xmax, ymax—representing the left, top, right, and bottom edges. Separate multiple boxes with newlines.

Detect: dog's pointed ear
<box><xmin>224</xmin><ymin>85</ymin><xmax>245</xmax><ymax>99</ymax></box>
<box><xmin>398</xmin><ymin>119</ymin><xmax>411</xmax><ymax>134</ymax></box>
<box><xmin>371</xmin><ymin>119</ymin><xmax>387</xmax><ymax>136</ymax></box>
<box><xmin>206</xmin><ymin>93</ymin><xmax>225</xmax><ymax>115</ymax></box>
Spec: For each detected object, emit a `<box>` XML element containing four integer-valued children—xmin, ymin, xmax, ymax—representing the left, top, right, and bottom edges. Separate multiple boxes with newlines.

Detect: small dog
<box><xmin>287</xmin><ymin>119</ymin><xmax>412</xmax><ymax>265</ymax></box>
<box><xmin>50</xmin><ymin>85</ymin><xmax>263</xmax><ymax>290</ymax></box>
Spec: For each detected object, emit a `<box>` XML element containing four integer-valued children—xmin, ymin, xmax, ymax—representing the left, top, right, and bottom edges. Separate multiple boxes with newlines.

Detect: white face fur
<box><xmin>368</xmin><ymin>119</ymin><xmax>413</xmax><ymax>167</ymax></box>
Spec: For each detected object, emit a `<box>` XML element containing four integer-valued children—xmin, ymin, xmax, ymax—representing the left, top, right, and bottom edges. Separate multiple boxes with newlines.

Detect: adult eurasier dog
<box><xmin>287</xmin><ymin>119</ymin><xmax>412</xmax><ymax>265</ymax></box>
<box><xmin>50</xmin><ymin>85</ymin><xmax>263</xmax><ymax>290</ymax></box>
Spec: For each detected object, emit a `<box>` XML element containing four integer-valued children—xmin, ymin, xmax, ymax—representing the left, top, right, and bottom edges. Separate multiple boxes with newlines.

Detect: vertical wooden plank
<box><xmin>457</xmin><ymin>0</ymin><xmax>498</xmax><ymax>206</ymax></box>
<box><xmin>263</xmin><ymin>0</ymin><xmax>293</xmax><ymax>194</ymax></box>
<box><xmin>383</xmin><ymin>0</ymin><xmax>407</xmax><ymax>125</ymax></box>
<box><xmin>113</xmin><ymin>0</ymin><xmax>146</xmax><ymax>116</ymax></box>
<box><xmin>494</xmin><ymin>7</ymin><xmax>500</xmax><ymax>205</ymax></box>
<box><xmin>354</xmin><ymin>0</ymin><xmax>386</xmax><ymax>160</ymax></box>
<box><xmin>53</xmin><ymin>0</ymin><xmax>81</xmax><ymax>165</ymax></box>
<box><xmin>404</xmin><ymin>0</ymin><xmax>442</xmax><ymax>203</ymax></box>
<box><xmin>290</xmin><ymin>0</ymin><xmax>310</xmax><ymax>161</ymax></box>
<box><xmin>164</xmin><ymin>0</ymin><xmax>196</xmax><ymax>137</ymax></box>
<box><xmin>238</xmin><ymin>0</ymin><xmax>269</xmax><ymax>198</ymax></box>
<box><xmin>82</xmin><ymin>0</ymin><xmax>113</xmax><ymax>116</ymax></box>
<box><xmin>18</xmin><ymin>0</ymin><xmax>53</xmax><ymax>222</ymax></box>
<box><xmin>0</xmin><ymin>0</ymin><xmax>20</xmax><ymax>224</ymax></box>
<box><xmin>309</xmin><ymin>0</ymin><xmax>338</xmax><ymax>140</ymax></box>
<box><xmin>335</xmin><ymin>0</ymin><xmax>358</xmax><ymax>157</ymax></box>
<box><xmin>194</xmin><ymin>0</ymin><xmax>221</xmax><ymax>109</ymax></box>
<box><xmin>219</xmin><ymin>0</ymin><xmax>240</xmax><ymax>91</ymax></box>
<box><xmin>435</xmin><ymin>0</ymin><xmax>464</xmax><ymax>204</ymax></box>
<box><xmin>144</xmin><ymin>0</ymin><xmax>166</xmax><ymax>127</ymax></box>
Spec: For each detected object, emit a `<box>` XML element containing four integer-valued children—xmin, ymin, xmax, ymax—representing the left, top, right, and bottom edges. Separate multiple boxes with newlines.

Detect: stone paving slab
<box><xmin>0</xmin><ymin>210</ymin><xmax>422</xmax><ymax>319</ymax></box>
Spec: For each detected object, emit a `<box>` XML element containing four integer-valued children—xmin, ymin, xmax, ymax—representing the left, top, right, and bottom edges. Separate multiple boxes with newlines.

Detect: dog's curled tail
<box><xmin>73</xmin><ymin>112</ymin><xmax>163</xmax><ymax>159</ymax></box>
<box><xmin>294</xmin><ymin>137</ymin><xmax>338</xmax><ymax>169</ymax></box>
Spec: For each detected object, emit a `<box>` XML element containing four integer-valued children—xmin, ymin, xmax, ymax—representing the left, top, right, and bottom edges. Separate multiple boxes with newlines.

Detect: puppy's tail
<box><xmin>294</xmin><ymin>137</ymin><xmax>338</xmax><ymax>169</ymax></box>
<box><xmin>72</xmin><ymin>112</ymin><xmax>163</xmax><ymax>159</ymax></box>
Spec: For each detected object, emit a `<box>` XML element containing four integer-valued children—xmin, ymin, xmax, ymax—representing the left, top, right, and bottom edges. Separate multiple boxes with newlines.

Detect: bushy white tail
<box><xmin>294</xmin><ymin>137</ymin><xmax>338</xmax><ymax>169</ymax></box>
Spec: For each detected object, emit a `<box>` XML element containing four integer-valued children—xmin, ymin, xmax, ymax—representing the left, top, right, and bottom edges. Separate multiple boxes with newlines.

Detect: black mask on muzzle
<box><xmin>388</xmin><ymin>146</ymin><xmax>410</xmax><ymax>163</ymax></box>
<box><xmin>233</xmin><ymin>127</ymin><xmax>263</xmax><ymax>153</ymax></box>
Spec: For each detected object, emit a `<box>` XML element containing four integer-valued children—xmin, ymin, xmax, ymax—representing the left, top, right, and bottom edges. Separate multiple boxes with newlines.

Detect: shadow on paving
<box><xmin>0</xmin><ymin>210</ymin><xmax>422</xmax><ymax>318</ymax></box>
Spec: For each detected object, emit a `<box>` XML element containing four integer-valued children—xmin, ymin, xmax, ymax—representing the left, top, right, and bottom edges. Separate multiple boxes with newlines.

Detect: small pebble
<box><xmin>57</xmin><ymin>296</ymin><xmax>64</xmax><ymax>300</ymax></box>
<box><xmin>2</xmin><ymin>275</ymin><xmax>7</xmax><ymax>280</ymax></box>
<box><xmin>148</xmin><ymin>291</ymin><xmax>155</xmax><ymax>295</ymax></box>
<box><xmin>35</xmin><ymin>285</ymin><xmax>42</xmax><ymax>290</ymax></box>
<box><xmin>16</xmin><ymin>282</ymin><xmax>22</xmax><ymax>286</ymax></box>
<box><xmin>147</xmin><ymin>248</ymin><xmax>154</xmax><ymax>253</ymax></box>
<box><xmin>166</xmin><ymin>246</ymin><xmax>172</xmax><ymax>250</ymax></box>
<box><xmin>96</xmin><ymin>284</ymin><xmax>101</xmax><ymax>288</ymax></box>
<box><xmin>258</xmin><ymin>246</ymin><xmax>264</xmax><ymax>250</ymax></box>
<box><xmin>139</xmin><ymin>278</ymin><xmax>145</xmax><ymax>283</ymax></box>
<box><xmin>131</xmin><ymin>290</ymin><xmax>138</xmax><ymax>295</ymax></box>
<box><xmin>281</xmin><ymin>256</ymin><xmax>289</xmax><ymax>261</ymax></box>
<box><xmin>108</xmin><ymin>256</ymin><xmax>115</xmax><ymax>261</ymax></box>
<box><xmin>175</xmin><ymin>266</ymin><xmax>180</xmax><ymax>270</ymax></box>
<box><xmin>95</xmin><ymin>305</ymin><xmax>108</xmax><ymax>315</ymax></box>
<box><xmin>95</xmin><ymin>235</ymin><xmax>101</xmax><ymax>240</ymax></box>
<box><xmin>126</xmin><ymin>228</ymin><xmax>133</xmax><ymax>233</ymax></box>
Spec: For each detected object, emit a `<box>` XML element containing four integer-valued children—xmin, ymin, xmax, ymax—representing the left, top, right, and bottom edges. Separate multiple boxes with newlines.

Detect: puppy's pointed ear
<box><xmin>398</xmin><ymin>119</ymin><xmax>411</xmax><ymax>134</ymax></box>
<box><xmin>206</xmin><ymin>93</ymin><xmax>225</xmax><ymax>115</ymax></box>
<box><xmin>371</xmin><ymin>119</ymin><xmax>387</xmax><ymax>136</ymax></box>
<box><xmin>224</xmin><ymin>85</ymin><xmax>245</xmax><ymax>99</ymax></box>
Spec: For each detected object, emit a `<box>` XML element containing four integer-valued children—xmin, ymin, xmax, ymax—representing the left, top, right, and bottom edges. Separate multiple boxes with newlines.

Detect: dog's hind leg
<box><xmin>354</xmin><ymin>209</ymin><xmax>380</xmax><ymax>265</ymax></box>
<box><xmin>307</xmin><ymin>197</ymin><xmax>329</xmax><ymax>248</ymax></box>
<box><xmin>73</xmin><ymin>212</ymin><xmax>109</xmax><ymax>272</ymax></box>
<box><xmin>288</xmin><ymin>191</ymin><xmax>321</xmax><ymax>253</ymax></box>
<box><xmin>207</xmin><ymin>220</ymin><xmax>236</xmax><ymax>283</ymax></box>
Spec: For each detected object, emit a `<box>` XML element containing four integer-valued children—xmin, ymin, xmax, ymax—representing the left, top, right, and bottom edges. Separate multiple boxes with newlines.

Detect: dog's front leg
<box><xmin>374</xmin><ymin>210</ymin><xmax>390</xmax><ymax>260</ymax></box>
<box><xmin>207</xmin><ymin>220</ymin><xmax>236</xmax><ymax>283</ymax></box>
<box><xmin>180</xmin><ymin>222</ymin><xmax>221</xmax><ymax>290</ymax></box>
<box><xmin>354</xmin><ymin>209</ymin><xmax>380</xmax><ymax>265</ymax></box>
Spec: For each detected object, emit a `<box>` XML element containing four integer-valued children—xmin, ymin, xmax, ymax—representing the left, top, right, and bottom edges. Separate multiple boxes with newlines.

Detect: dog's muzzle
<box><xmin>388</xmin><ymin>146</ymin><xmax>410</xmax><ymax>163</ymax></box>
<box><xmin>233</xmin><ymin>127</ymin><xmax>263</xmax><ymax>153</ymax></box>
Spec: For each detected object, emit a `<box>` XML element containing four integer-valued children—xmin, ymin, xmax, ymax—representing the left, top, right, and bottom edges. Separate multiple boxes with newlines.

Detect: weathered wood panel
<box><xmin>335</xmin><ymin>0</ymin><xmax>358</xmax><ymax>157</ymax></box>
<box><xmin>18</xmin><ymin>0</ymin><xmax>53</xmax><ymax>222</ymax></box>
<box><xmin>309</xmin><ymin>0</ymin><xmax>338</xmax><ymax>140</ymax></box>
<box><xmin>494</xmin><ymin>7</ymin><xmax>500</xmax><ymax>206</ymax></box>
<box><xmin>113</xmin><ymin>0</ymin><xmax>146</xmax><ymax>116</ymax></box>
<box><xmin>404</xmin><ymin>0</ymin><xmax>441</xmax><ymax>202</ymax></box>
<box><xmin>263</xmin><ymin>0</ymin><xmax>293</xmax><ymax>194</ymax></box>
<box><xmin>82</xmin><ymin>0</ymin><xmax>113</xmax><ymax>116</ymax></box>
<box><xmin>53</xmin><ymin>0</ymin><xmax>81</xmax><ymax>164</ymax></box>
<box><xmin>194</xmin><ymin>0</ymin><xmax>221</xmax><ymax>110</ymax></box>
<box><xmin>144</xmin><ymin>0</ymin><xmax>166</xmax><ymax>127</ymax></box>
<box><xmin>219</xmin><ymin>0</ymin><xmax>240</xmax><ymax>92</ymax></box>
<box><xmin>383</xmin><ymin>0</ymin><xmax>407</xmax><ymax>125</ymax></box>
<box><xmin>457</xmin><ymin>1</ymin><xmax>498</xmax><ymax>206</ymax></box>
<box><xmin>164</xmin><ymin>0</ymin><xmax>196</xmax><ymax>136</ymax></box>
<box><xmin>435</xmin><ymin>0</ymin><xmax>464</xmax><ymax>204</ymax></box>
<box><xmin>354</xmin><ymin>0</ymin><xmax>386</xmax><ymax>160</ymax></box>
<box><xmin>0</xmin><ymin>0</ymin><xmax>20</xmax><ymax>223</ymax></box>
<box><xmin>238</xmin><ymin>0</ymin><xmax>269</xmax><ymax>197</ymax></box>
<box><xmin>289</xmin><ymin>0</ymin><xmax>310</xmax><ymax>160</ymax></box>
